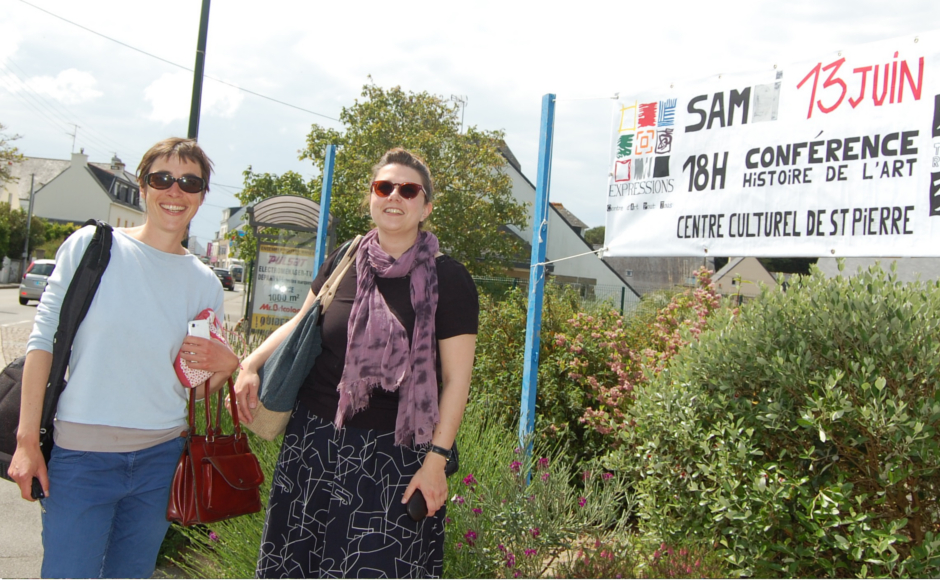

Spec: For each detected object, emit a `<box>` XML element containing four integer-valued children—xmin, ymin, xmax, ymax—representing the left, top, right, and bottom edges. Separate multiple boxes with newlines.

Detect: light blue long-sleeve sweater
<box><xmin>27</xmin><ymin>226</ymin><xmax>224</xmax><ymax>433</ymax></box>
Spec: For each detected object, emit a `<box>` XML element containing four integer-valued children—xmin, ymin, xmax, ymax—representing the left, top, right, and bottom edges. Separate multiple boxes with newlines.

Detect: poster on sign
<box><xmin>605</xmin><ymin>30</ymin><xmax>940</xmax><ymax>257</ymax></box>
<box><xmin>250</xmin><ymin>243</ymin><xmax>315</xmax><ymax>333</ymax></box>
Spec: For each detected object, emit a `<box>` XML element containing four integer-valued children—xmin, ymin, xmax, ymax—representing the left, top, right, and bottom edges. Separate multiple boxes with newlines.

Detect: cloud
<box><xmin>8</xmin><ymin>68</ymin><xmax>103</xmax><ymax>104</ymax></box>
<box><xmin>144</xmin><ymin>71</ymin><xmax>244</xmax><ymax>124</ymax></box>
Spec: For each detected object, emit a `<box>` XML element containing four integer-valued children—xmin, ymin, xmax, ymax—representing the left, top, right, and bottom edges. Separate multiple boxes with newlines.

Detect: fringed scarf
<box><xmin>334</xmin><ymin>228</ymin><xmax>440</xmax><ymax>445</ymax></box>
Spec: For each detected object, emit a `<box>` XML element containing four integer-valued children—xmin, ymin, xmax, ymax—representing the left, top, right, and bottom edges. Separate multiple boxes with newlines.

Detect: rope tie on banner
<box><xmin>535</xmin><ymin>246</ymin><xmax>608</xmax><ymax>267</ymax></box>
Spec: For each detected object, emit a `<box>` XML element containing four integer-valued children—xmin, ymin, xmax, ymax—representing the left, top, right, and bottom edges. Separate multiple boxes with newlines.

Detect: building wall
<box><xmin>506</xmin><ymin>164</ymin><xmax>639</xmax><ymax>302</ymax></box>
<box><xmin>604</xmin><ymin>256</ymin><xmax>711</xmax><ymax>294</ymax></box>
<box><xmin>31</xmin><ymin>153</ymin><xmax>113</xmax><ymax>224</ymax></box>
<box><xmin>108</xmin><ymin>204</ymin><xmax>144</xmax><ymax>228</ymax></box>
<box><xmin>714</xmin><ymin>257</ymin><xmax>777</xmax><ymax>298</ymax></box>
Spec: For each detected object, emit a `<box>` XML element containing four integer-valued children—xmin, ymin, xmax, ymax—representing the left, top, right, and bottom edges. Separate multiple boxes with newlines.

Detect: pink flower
<box><xmin>455</xmin><ymin>542</ymin><xmax>463</xmax><ymax>550</ymax></box>
<box><xmin>463</xmin><ymin>474</ymin><xmax>477</xmax><ymax>486</ymax></box>
<box><xmin>582</xmin><ymin>470</ymin><xmax>591</xmax><ymax>481</ymax></box>
<box><xmin>208</xmin><ymin>531</ymin><xmax>219</xmax><ymax>542</ymax></box>
<box><xmin>505</xmin><ymin>553</ymin><xmax>516</xmax><ymax>568</ymax></box>
<box><xmin>602</xmin><ymin>472</ymin><xmax>614</xmax><ymax>481</ymax></box>
<box><xmin>525</xmin><ymin>549</ymin><xmax>538</xmax><ymax>557</ymax></box>
<box><xmin>509</xmin><ymin>460</ymin><xmax>522</xmax><ymax>473</ymax></box>
<box><xmin>452</xmin><ymin>495</ymin><xmax>465</xmax><ymax>505</ymax></box>
<box><xmin>541</xmin><ymin>472</ymin><xmax>550</xmax><ymax>482</ymax></box>
<box><xmin>530</xmin><ymin>527</ymin><xmax>540</xmax><ymax>538</ymax></box>
<box><xmin>464</xmin><ymin>529</ymin><xmax>477</xmax><ymax>546</ymax></box>
<box><xmin>472</xmin><ymin>508</ymin><xmax>482</xmax><ymax>515</ymax></box>
<box><xmin>578</xmin><ymin>496</ymin><xmax>587</xmax><ymax>507</ymax></box>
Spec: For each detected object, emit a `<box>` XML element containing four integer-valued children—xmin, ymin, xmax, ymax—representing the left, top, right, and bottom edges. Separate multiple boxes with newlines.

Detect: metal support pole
<box><xmin>518</xmin><ymin>94</ymin><xmax>556</xmax><ymax>456</ymax></box>
<box><xmin>187</xmin><ymin>0</ymin><xmax>211</xmax><ymax>140</ymax></box>
<box><xmin>21</xmin><ymin>174</ymin><xmax>36</xmax><ymax>276</ymax></box>
<box><xmin>314</xmin><ymin>145</ymin><xmax>337</xmax><ymax>273</ymax></box>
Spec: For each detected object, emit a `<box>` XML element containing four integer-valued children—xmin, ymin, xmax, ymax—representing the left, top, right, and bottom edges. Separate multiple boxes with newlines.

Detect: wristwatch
<box><xmin>429</xmin><ymin>444</ymin><xmax>452</xmax><ymax>461</ymax></box>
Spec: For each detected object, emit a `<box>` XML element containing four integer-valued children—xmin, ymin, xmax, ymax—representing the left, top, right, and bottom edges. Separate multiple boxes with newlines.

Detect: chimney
<box><xmin>110</xmin><ymin>154</ymin><xmax>125</xmax><ymax>173</ymax></box>
<box><xmin>70</xmin><ymin>151</ymin><xmax>89</xmax><ymax>167</ymax></box>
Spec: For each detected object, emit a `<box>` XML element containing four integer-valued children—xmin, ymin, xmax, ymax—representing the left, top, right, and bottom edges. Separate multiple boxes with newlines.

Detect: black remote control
<box><xmin>406</xmin><ymin>489</ymin><xmax>428</xmax><ymax>521</ymax></box>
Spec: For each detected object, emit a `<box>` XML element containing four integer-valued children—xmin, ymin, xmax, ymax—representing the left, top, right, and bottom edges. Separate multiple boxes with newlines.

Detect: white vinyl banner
<box><xmin>605</xmin><ymin>31</ymin><xmax>940</xmax><ymax>257</ymax></box>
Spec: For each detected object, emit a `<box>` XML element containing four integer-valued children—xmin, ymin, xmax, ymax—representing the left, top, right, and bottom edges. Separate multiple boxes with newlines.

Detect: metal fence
<box><xmin>472</xmin><ymin>276</ymin><xmax>639</xmax><ymax>315</ymax></box>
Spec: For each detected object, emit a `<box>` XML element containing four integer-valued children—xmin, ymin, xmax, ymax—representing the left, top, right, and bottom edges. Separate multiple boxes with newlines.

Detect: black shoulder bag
<box><xmin>0</xmin><ymin>220</ymin><xmax>113</xmax><ymax>498</ymax></box>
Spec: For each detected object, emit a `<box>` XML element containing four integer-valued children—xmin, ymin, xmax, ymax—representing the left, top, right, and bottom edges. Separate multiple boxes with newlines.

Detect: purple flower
<box><xmin>472</xmin><ymin>508</ymin><xmax>482</xmax><ymax>515</ymax></box>
<box><xmin>445</xmin><ymin>517</ymin><xmax>452</xmax><ymax>524</ymax></box>
<box><xmin>525</xmin><ymin>549</ymin><xmax>538</xmax><ymax>557</ymax></box>
<box><xmin>464</xmin><ymin>529</ymin><xmax>477</xmax><ymax>546</ymax></box>
<box><xmin>509</xmin><ymin>460</ymin><xmax>522</xmax><ymax>473</ymax></box>
<box><xmin>505</xmin><ymin>553</ymin><xmax>516</xmax><ymax>568</ymax></box>
<box><xmin>498</xmin><ymin>543</ymin><xmax>506</xmax><ymax>552</ymax></box>
<box><xmin>514</xmin><ymin>447</ymin><xmax>522</xmax><ymax>454</ymax></box>
<box><xmin>602</xmin><ymin>472</ymin><xmax>614</xmax><ymax>481</ymax></box>
<box><xmin>541</xmin><ymin>472</ymin><xmax>550</xmax><ymax>482</ymax></box>
<box><xmin>578</xmin><ymin>496</ymin><xmax>587</xmax><ymax>507</ymax></box>
<box><xmin>537</xmin><ymin>457</ymin><xmax>549</xmax><ymax>469</ymax></box>
<box><xmin>530</xmin><ymin>527</ymin><xmax>540</xmax><ymax>538</ymax></box>
<box><xmin>451</xmin><ymin>495</ymin><xmax>465</xmax><ymax>505</ymax></box>
<box><xmin>455</xmin><ymin>542</ymin><xmax>463</xmax><ymax>550</ymax></box>
<box><xmin>208</xmin><ymin>531</ymin><xmax>219</xmax><ymax>542</ymax></box>
<box><xmin>463</xmin><ymin>474</ymin><xmax>477</xmax><ymax>486</ymax></box>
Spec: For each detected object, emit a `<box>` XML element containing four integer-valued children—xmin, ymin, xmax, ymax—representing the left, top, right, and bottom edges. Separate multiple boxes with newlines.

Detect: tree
<box><xmin>583</xmin><ymin>226</ymin><xmax>605</xmax><ymax>246</ymax></box>
<box><xmin>1</xmin><ymin>122</ymin><xmax>24</xmax><ymax>186</ymax></box>
<box><xmin>299</xmin><ymin>83</ymin><xmax>527</xmax><ymax>276</ymax></box>
<box><xmin>233</xmin><ymin>167</ymin><xmax>316</xmax><ymax>262</ymax></box>
<box><xmin>0</xmin><ymin>202</ymin><xmax>45</xmax><ymax>261</ymax></box>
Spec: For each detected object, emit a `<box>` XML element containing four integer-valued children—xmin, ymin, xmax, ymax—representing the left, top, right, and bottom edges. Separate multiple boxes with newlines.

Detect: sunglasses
<box><xmin>371</xmin><ymin>180</ymin><xmax>425</xmax><ymax>200</ymax></box>
<box><xmin>144</xmin><ymin>172</ymin><xmax>207</xmax><ymax>194</ymax></box>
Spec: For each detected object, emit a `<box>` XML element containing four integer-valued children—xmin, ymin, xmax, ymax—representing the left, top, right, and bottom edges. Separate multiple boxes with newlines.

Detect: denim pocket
<box><xmin>49</xmin><ymin>446</ymin><xmax>88</xmax><ymax>465</ymax></box>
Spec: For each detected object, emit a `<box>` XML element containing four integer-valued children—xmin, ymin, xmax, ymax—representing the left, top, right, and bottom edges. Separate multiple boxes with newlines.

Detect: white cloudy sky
<box><xmin>2</xmin><ymin>0</ymin><xmax>938</xmax><ymax>245</ymax></box>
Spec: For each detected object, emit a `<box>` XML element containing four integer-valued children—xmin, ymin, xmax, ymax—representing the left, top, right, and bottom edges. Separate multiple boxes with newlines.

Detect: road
<box><xmin>0</xmin><ymin>282</ymin><xmax>246</xmax><ymax>579</ymax></box>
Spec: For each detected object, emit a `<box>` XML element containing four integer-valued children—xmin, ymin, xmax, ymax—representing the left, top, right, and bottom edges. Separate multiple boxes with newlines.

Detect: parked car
<box><xmin>19</xmin><ymin>259</ymin><xmax>56</xmax><ymax>305</ymax></box>
<box><xmin>213</xmin><ymin>268</ymin><xmax>235</xmax><ymax>291</ymax></box>
<box><xmin>231</xmin><ymin>265</ymin><xmax>244</xmax><ymax>282</ymax></box>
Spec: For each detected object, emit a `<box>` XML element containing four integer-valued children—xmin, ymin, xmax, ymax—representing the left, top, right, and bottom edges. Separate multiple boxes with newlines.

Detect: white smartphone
<box><xmin>187</xmin><ymin>319</ymin><xmax>211</xmax><ymax>339</ymax></box>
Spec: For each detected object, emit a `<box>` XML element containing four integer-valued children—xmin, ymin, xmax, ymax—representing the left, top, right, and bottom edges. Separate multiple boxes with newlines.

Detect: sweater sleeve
<box><xmin>26</xmin><ymin>226</ymin><xmax>96</xmax><ymax>354</ymax></box>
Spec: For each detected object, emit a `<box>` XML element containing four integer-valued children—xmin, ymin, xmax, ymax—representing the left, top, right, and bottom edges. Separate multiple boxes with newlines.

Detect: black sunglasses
<box><xmin>144</xmin><ymin>172</ymin><xmax>207</xmax><ymax>194</ymax></box>
<box><xmin>371</xmin><ymin>180</ymin><xmax>425</xmax><ymax>200</ymax></box>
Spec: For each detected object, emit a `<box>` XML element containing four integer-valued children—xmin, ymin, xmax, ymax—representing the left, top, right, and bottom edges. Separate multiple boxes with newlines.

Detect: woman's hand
<box><xmin>402</xmin><ymin>452</ymin><xmax>449</xmax><ymax>517</ymax></box>
<box><xmin>178</xmin><ymin>336</ymin><xmax>238</xmax><ymax>375</ymax></box>
<box><xmin>230</xmin><ymin>366</ymin><xmax>260</xmax><ymax>424</ymax></box>
<box><xmin>7</xmin><ymin>439</ymin><xmax>49</xmax><ymax>501</ymax></box>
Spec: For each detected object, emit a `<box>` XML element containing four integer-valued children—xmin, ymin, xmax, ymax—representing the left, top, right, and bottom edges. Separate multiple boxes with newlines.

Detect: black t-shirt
<box><xmin>297</xmin><ymin>246</ymin><xmax>479</xmax><ymax>431</ymax></box>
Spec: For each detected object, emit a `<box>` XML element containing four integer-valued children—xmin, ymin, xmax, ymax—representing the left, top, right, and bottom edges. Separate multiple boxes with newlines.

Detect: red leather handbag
<box><xmin>166</xmin><ymin>378</ymin><xmax>264</xmax><ymax>526</ymax></box>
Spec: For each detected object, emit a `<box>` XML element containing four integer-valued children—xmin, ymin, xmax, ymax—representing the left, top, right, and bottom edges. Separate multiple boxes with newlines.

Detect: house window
<box><xmin>625</xmin><ymin>270</ymin><xmax>633</xmax><ymax>277</ymax></box>
<box><xmin>731</xmin><ymin>279</ymin><xmax>738</xmax><ymax>286</ymax></box>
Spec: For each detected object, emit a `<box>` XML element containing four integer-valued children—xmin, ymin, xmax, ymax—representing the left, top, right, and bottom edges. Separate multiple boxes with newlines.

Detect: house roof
<box><xmin>713</xmin><ymin>257</ymin><xmax>746</xmax><ymax>281</ymax></box>
<box><xmin>3</xmin><ymin>157</ymin><xmax>69</xmax><ymax>201</ymax></box>
<box><xmin>550</xmin><ymin>202</ymin><xmax>590</xmax><ymax>231</ymax></box>
<box><xmin>87</xmin><ymin>164</ymin><xmax>143</xmax><ymax>211</ymax></box>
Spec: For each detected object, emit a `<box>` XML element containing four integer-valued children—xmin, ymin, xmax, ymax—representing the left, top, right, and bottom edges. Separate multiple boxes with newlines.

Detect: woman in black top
<box><xmin>234</xmin><ymin>148</ymin><xmax>478</xmax><ymax>578</ymax></box>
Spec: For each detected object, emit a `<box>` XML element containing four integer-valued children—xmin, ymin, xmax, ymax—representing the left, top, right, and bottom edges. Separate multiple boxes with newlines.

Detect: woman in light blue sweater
<box><xmin>7</xmin><ymin>138</ymin><xmax>239</xmax><ymax>579</ymax></box>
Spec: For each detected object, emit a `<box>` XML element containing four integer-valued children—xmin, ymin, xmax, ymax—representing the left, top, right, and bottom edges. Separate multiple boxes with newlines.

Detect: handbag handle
<box><xmin>318</xmin><ymin>235</ymin><xmax>362</xmax><ymax>314</ymax></box>
<box><xmin>188</xmin><ymin>377</ymin><xmax>241</xmax><ymax>441</ymax></box>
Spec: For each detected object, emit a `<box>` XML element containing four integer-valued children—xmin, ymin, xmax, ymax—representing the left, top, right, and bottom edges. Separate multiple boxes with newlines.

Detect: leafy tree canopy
<box><xmin>583</xmin><ymin>226</ymin><xmax>605</xmax><ymax>246</ymax></box>
<box><xmin>0</xmin><ymin>202</ymin><xmax>45</xmax><ymax>261</ymax></box>
<box><xmin>233</xmin><ymin>167</ymin><xmax>315</xmax><ymax>262</ymax></box>
<box><xmin>299</xmin><ymin>83</ymin><xmax>528</xmax><ymax>276</ymax></box>
<box><xmin>1</xmin><ymin>122</ymin><xmax>24</xmax><ymax>186</ymax></box>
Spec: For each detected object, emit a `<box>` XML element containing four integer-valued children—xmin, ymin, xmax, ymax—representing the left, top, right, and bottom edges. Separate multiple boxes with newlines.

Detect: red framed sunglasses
<box><xmin>371</xmin><ymin>180</ymin><xmax>425</xmax><ymax>200</ymax></box>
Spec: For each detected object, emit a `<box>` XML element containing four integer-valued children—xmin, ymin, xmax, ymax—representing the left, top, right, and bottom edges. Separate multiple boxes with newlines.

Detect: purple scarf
<box><xmin>334</xmin><ymin>229</ymin><xmax>441</xmax><ymax>445</ymax></box>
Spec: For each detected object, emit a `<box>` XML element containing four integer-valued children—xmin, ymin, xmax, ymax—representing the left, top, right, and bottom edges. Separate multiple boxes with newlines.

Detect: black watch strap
<box><xmin>429</xmin><ymin>444</ymin><xmax>452</xmax><ymax>460</ymax></box>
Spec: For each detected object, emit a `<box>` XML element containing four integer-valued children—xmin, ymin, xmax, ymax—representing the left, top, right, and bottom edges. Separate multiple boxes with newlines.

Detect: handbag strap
<box><xmin>318</xmin><ymin>235</ymin><xmax>362</xmax><ymax>314</ymax></box>
<box><xmin>188</xmin><ymin>377</ymin><xmax>241</xmax><ymax>441</ymax></box>
<box><xmin>39</xmin><ymin>220</ymin><xmax>113</xmax><ymax>446</ymax></box>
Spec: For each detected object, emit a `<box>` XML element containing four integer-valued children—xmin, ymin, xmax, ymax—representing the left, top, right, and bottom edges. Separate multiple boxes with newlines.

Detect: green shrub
<box><xmin>612</xmin><ymin>263</ymin><xmax>940</xmax><ymax>577</ymax></box>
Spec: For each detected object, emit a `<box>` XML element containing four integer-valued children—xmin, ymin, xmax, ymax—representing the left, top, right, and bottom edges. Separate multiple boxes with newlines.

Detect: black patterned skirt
<box><xmin>256</xmin><ymin>402</ymin><xmax>445</xmax><ymax>579</ymax></box>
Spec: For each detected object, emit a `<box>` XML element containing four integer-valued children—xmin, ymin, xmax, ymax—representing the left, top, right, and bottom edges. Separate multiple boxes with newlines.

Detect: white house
<box><xmin>501</xmin><ymin>146</ymin><xmax>640</xmax><ymax>308</ymax></box>
<box><xmin>210</xmin><ymin>206</ymin><xmax>247</xmax><ymax>268</ymax></box>
<box><xmin>26</xmin><ymin>151</ymin><xmax>145</xmax><ymax>228</ymax></box>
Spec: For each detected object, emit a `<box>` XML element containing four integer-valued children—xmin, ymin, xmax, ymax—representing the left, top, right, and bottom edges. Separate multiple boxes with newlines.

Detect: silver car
<box><xmin>19</xmin><ymin>259</ymin><xmax>56</xmax><ymax>305</ymax></box>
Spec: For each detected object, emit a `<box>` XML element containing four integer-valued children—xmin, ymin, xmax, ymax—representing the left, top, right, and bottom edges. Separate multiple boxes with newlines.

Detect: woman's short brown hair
<box><xmin>370</xmin><ymin>148</ymin><xmax>434</xmax><ymax>203</ymax></box>
<box><xmin>137</xmin><ymin>138</ymin><xmax>214</xmax><ymax>194</ymax></box>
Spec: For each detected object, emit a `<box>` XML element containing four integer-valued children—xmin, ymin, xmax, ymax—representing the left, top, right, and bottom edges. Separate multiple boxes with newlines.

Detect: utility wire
<box><xmin>16</xmin><ymin>0</ymin><xmax>340</xmax><ymax>122</ymax></box>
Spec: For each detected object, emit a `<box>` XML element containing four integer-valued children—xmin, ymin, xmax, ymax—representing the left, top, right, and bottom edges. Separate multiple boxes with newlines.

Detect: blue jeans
<box><xmin>40</xmin><ymin>437</ymin><xmax>185</xmax><ymax>579</ymax></box>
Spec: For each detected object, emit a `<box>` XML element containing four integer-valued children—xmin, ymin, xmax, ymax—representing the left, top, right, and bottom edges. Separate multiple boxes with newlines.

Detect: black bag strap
<box><xmin>38</xmin><ymin>220</ymin><xmax>113</xmax><ymax>449</ymax></box>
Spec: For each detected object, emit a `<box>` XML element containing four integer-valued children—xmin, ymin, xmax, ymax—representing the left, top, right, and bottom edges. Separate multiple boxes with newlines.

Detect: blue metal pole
<box><xmin>519</xmin><ymin>94</ymin><xmax>556</xmax><ymax>455</ymax></box>
<box><xmin>314</xmin><ymin>144</ymin><xmax>337</xmax><ymax>273</ymax></box>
